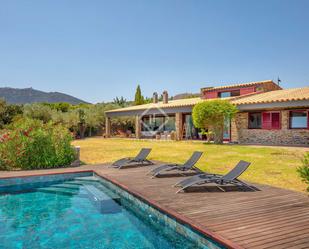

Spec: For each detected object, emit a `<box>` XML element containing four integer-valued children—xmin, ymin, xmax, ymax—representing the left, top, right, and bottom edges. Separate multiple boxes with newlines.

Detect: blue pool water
<box><xmin>0</xmin><ymin>173</ymin><xmax>223</xmax><ymax>249</ymax></box>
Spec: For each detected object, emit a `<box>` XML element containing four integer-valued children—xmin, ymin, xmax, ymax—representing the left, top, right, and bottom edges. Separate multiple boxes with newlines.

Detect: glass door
<box><xmin>223</xmin><ymin>117</ymin><xmax>231</xmax><ymax>141</ymax></box>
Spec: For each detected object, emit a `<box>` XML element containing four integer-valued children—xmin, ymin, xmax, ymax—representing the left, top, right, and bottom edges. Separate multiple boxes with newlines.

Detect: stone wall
<box><xmin>175</xmin><ymin>112</ymin><xmax>183</xmax><ymax>140</ymax></box>
<box><xmin>231</xmin><ymin>110</ymin><xmax>309</xmax><ymax>145</ymax></box>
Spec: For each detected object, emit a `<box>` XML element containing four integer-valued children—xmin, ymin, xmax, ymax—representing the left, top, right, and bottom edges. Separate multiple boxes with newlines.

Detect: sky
<box><xmin>0</xmin><ymin>0</ymin><xmax>309</xmax><ymax>103</ymax></box>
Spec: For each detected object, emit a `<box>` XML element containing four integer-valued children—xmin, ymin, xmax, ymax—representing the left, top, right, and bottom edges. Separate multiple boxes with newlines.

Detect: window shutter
<box><xmin>262</xmin><ymin>112</ymin><xmax>271</xmax><ymax>129</ymax></box>
<box><xmin>271</xmin><ymin>112</ymin><xmax>280</xmax><ymax>129</ymax></box>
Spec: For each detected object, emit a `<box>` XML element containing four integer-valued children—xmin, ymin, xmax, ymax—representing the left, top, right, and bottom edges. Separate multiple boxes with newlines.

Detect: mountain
<box><xmin>0</xmin><ymin>87</ymin><xmax>88</xmax><ymax>104</ymax></box>
<box><xmin>172</xmin><ymin>92</ymin><xmax>201</xmax><ymax>100</ymax></box>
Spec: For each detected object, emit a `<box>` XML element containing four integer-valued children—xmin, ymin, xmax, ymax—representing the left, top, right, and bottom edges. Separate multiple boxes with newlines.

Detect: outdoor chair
<box><xmin>175</xmin><ymin>160</ymin><xmax>255</xmax><ymax>193</ymax></box>
<box><xmin>147</xmin><ymin>151</ymin><xmax>204</xmax><ymax>178</ymax></box>
<box><xmin>111</xmin><ymin>148</ymin><xmax>153</xmax><ymax>169</ymax></box>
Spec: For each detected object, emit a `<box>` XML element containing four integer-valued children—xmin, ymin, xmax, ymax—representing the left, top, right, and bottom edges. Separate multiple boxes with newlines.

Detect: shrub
<box><xmin>0</xmin><ymin>99</ymin><xmax>23</xmax><ymax>128</ymax></box>
<box><xmin>23</xmin><ymin>103</ymin><xmax>54</xmax><ymax>123</ymax></box>
<box><xmin>192</xmin><ymin>100</ymin><xmax>238</xmax><ymax>144</ymax></box>
<box><xmin>0</xmin><ymin>118</ymin><xmax>76</xmax><ymax>170</ymax></box>
<box><xmin>297</xmin><ymin>153</ymin><xmax>309</xmax><ymax>192</ymax></box>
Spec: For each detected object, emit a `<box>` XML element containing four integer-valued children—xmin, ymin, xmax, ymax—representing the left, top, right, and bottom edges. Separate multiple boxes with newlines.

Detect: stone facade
<box><xmin>175</xmin><ymin>112</ymin><xmax>183</xmax><ymax>140</ymax></box>
<box><xmin>231</xmin><ymin>110</ymin><xmax>309</xmax><ymax>145</ymax></box>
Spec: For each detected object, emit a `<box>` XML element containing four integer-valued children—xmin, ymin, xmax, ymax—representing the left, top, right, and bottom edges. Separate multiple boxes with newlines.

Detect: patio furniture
<box><xmin>111</xmin><ymin>148</ymin><xmax>153</xmax><ymax>169</ymax></box>
<box><xmin>148</xmin><ymin>151</ymin><xmax>203</xmax><ymax>178</ymax></box>
<box><xmin>175</xmin><ymin>160</ymin><xmax>255</xmax><ymax>193</ymax></box>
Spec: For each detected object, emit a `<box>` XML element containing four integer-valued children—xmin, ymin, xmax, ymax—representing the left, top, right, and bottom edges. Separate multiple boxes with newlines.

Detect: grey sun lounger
<box><xmin>112</xmin><ymin>148</ymin><xmax>153</xmax><ymax>169</ymax></box>
<box><xmin>175</xmin><ymin>160</ymin><xmax>255</xmax><ymax>193</ymax></box>
<box><xmin>147</xmin><ymin>151</ymin><xmax>204</xmax><ymax>178</ymax></box>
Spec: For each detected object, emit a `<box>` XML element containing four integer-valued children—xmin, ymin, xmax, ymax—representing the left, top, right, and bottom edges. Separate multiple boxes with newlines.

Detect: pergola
<box><xmin>105</xmin><ymin>97</ymin><xmax>204</xmax><ymax>140</ymax></box>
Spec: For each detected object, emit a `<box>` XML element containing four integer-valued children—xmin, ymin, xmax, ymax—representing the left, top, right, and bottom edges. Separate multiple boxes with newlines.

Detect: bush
<box><xmin>23</xmin><ymin>103</ymin><xmax>54</xmax><ymax>123</ymax></box>
<box><xmin>192</xmin><ymin>100</ymin><xmax>238</xmax><ymax>144</ymax></box>
<box><xmin>0</xmin><ymin>118</ymin><xmax>76</xmax><ymax>170</ymax></box>
<box><xmin>0</xmin><ymin>99</ymin><xmax>23</xmax><ymax>128</ymax></box>
<box><xmin>297</xmin><ymin>153</ymin><xmax>309</xmax><ymax>192</ymax></box>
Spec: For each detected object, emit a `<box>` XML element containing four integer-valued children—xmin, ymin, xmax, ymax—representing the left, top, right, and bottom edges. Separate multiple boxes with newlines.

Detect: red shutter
<box><xmin>262</xmin><ymin>112</ymin><xmax>281</xmax><ymax>130</ymax></box>
<box><xmin>262</xmin><ymin>112</ymin><xmax>271</xmax><ymax>129</ymax></box>
<box><xmin>271</xmin><ymin>112</ymin><xmax>280</xmax><ymax>129</ymax></box>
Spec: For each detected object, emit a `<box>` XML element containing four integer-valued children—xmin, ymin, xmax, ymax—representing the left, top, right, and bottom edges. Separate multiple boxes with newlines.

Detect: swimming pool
<box><xmin>0</xmin><ymin>172</ymin><xmax>224</xmax><ymax>249</ymax></box>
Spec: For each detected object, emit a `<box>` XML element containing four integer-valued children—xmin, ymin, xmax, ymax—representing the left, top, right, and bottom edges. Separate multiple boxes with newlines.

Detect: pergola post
<box><xmin>175</xmin><ymin>112</ymin><xmax>183</xmax><ymax>140</ymax></box>
<box><xmin>135</xmin><ymin>115</ymin><xmax>142</xmax><ymax>139</ymax></box>
<box><xmin>105</xmin><ymin>116</ymin><xmax>111</xmax><ymax>138</ymax></box>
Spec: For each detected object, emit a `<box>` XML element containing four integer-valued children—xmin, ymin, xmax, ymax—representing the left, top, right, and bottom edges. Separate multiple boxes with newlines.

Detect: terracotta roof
<box><xmin>105</xmin><ymin>97</ymin><xmax>206</xmax><ymax>113</ymax></box>
<box><xmin>231</xmin><ymin>87</ymin><xmax>309</xmax><ymax>105</ymax></box>
<box><xmin>201</xmin><ymin>80</ymin><xmax>281</xmax><ymax>91</ymax></box>
<box><xmin>106</xmin><ymin>87</ymin><xmax>309</xmax><ymax>114</ymax></box>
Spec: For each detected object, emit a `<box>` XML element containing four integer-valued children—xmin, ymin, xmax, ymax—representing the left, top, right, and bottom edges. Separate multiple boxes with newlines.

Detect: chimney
<box><xmin>153</xmin><ymin>92</ymin><xmax>158</xmax><ymax>103</ymax></box>
<box><xmin>162</xmin><ymin>91</ymin><xmax>168</xmax><ymax>104</ymax></box>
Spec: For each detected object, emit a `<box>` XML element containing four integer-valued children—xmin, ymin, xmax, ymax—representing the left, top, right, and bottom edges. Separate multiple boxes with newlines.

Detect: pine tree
<box><xmin>134</xmin><ymin>85</ymin><xmax>144</xmax><ymax>105</ymax></box>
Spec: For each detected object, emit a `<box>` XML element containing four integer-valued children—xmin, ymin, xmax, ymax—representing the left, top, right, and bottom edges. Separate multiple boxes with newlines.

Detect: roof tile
<box><xmin>231</xmin><ymin>87</ymin><xmax>309</xmax><ymax>105</ymax></box>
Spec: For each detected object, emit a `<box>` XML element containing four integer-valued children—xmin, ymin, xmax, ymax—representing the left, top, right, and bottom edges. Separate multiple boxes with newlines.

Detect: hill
<box><xmin>0</xmin><ymin>87</ymin><xmax>88</xmax><ymax>104</ymax></box>
<box><xmin>172</xmin><ymin>92</ymin><xmax>200</xmax><ymax>100</ymax></box>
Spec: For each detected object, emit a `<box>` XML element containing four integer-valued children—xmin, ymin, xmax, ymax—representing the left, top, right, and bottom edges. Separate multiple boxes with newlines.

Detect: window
<box><xmin>262</xmin><ymin>112</ymin><xmax>281</xmax><ymax>130</ymax></box>
<box><xmin>249</xmin><ymin>113</ymin><xmax>262</xmax><ymax>129</ymax></box>
<box><xmin>164</xmin><ymin>116</ymin><xmax>176</xmax><ymax>131</ymax></box>
<box><xmin>219</xmin><ymin>90</ymin><xmax>240</xmax><ymax>98</ymax></box>
<box><xmin>142</xmin><ymin>115</ymin><xmax>176</xmax><ymax>132</ymax></box>
<box><xmin>289</xmin><ymin>111</ymin><xmax>308</xmax><ymax>129</ymax></box>
<box><xmin>219</xmin><ymin>92</ymin><xmax>231</xmax><ymax>98</ymax></box>
<box><xmin>231</xmin><ymin>90</ymin><xmax>241</xmax><ymax>97</ymax></box>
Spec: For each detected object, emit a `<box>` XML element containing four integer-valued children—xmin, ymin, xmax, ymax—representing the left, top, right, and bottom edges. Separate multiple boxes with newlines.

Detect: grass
<box><xmin>73</xmin><ymin>138</ymin><xmax>308</xmax><ymax>192</ymax></box>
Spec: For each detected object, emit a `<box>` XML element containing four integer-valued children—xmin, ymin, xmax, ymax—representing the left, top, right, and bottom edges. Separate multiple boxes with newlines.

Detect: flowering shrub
<box><xmin>297</xmin><ymin>153</ymin><xmax>309</xmax><ymax>192</ymax></box>
<box><xmin>0</xmin><ymin>118</ymin><xmax>76</xmax><ymax>170</ymax></box>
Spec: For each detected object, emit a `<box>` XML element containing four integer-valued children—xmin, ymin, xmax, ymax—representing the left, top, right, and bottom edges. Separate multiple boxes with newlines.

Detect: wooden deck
<box><xmin>1</xmin><ymin>164</ymin><xmax>309</xmax><ymax>249</ymax></box>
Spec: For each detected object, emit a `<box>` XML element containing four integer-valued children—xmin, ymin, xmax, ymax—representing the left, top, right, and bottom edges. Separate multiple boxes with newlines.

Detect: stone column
<box><xmin>281</xmin><ymin>110</ymin><xmax>289</xmax><ymax>130</ymax></box>
<box><xmin>230</xmin><ymin>117</ymin><xmax>238</xmax><ymax>143</ymax></box>
<box><xmin>105</xmin><ymin>116</ymin><xmax>111</xmax><ymax>138</ymax></box>
<box><xmin>231</xmin><ymin>113</ymin><xmax>247</xmax><ymax>143</ymax></box>
<box><xmin>175</xmin><ymin>112</ymin><xmax>183</xmax><ymax>140</ymax></box>
<box><xmin>135</xmin><ymin>115</ymin><xmax>142</xmax><ymax>139</ymax></box>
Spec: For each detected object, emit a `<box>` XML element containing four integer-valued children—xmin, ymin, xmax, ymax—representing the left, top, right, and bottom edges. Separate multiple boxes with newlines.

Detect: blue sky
<box><xmin>0</xmin><ymin>0</ymin><xmax>308</xmax><ymax>103</ymax></box>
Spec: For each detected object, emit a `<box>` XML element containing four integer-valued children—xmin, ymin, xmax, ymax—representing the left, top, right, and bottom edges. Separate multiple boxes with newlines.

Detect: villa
<box><xmin>105</xmin><ymin>80</ymin><xmax>309</xmax><ymax>145</ymax></box>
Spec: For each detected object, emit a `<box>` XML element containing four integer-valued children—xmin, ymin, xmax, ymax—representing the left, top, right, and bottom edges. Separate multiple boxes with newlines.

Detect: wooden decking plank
<box><xmin>207</xmin><ymin>206</ymin><xmax>309</xmax><ymax>226</ymax></box>
<box><xmin>249</xmin><ymin>232</ymin><xmax>309</xmax><ymax>249</ymax></box>
<box><xmin>188</xmin><ymin>201</ymin><xmax>308</xmax><ymax>224</ymax></box>
<box><xmin>239</xmin><ymin>227</ymin><xmax>309</xmax><ymax>247</ymax></box>
<box><xmin>225</xmin><ymin>219</ymin><xmax>309</xmax><ymax>240</ymax></box>
<box><xmin>211</xmin><ymin>210</ymin><xmax>309</xmax><ymax>231</ymax></box>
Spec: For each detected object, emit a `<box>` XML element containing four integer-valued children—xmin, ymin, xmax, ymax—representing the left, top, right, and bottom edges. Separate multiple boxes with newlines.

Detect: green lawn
<box><xmin>73</xmin><ymin>138</ymin><xmax>308</xmax><ymax>192</ymax></box>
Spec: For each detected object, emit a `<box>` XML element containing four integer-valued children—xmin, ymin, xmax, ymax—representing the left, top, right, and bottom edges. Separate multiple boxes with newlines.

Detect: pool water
<box><xmin>0</xmin><ymin>174</ymin><xmax>222</xmax><ymax>249</ymax></box>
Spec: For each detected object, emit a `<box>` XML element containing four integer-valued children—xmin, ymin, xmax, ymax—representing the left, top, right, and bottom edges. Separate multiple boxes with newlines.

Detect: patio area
<box><xmin>2</xmin><ymin>163</ymin><xmax>309</xmax><ymax>249</ymax></box>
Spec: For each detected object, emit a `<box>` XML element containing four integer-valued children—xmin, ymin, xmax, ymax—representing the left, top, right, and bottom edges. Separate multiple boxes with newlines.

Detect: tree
<box><xmin>192</xmin><ymin>100</ymin><xmax>238</xmax><ymax>144</ymax></box>
<box><xmin>0</xmin><ymin>100</ymin><xmax>25</xmax><ymax>128</ymax></box>
<box><xmin>1</xmin><ymin>104</ymin><xmax>23</xmax><ymax>127</ymax></box>
<box><xmin>23</xmin><ymin>103</ymin><xmax>54</xmax><ymax>123</ymax></box>
<box><xmin>78</xmin><ymin>109</ymin><xmax>86</xmax><ymax>138</ymax></box>
<box><xmin>113</xmin><ymin>96</ymin><xmax>127</xmax><ymax>107</ymax></box>
<box><xmin>134</xmin><ymin>85</ymin><xmax>144</xmax><ymax>105</ymax></box>
<box><xmin>85</xmin><ymin>108</ymin><xmax>101</xmax><ymax>137</ymax></box>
